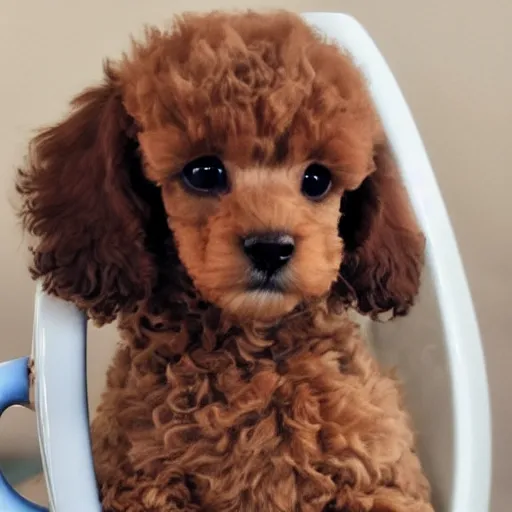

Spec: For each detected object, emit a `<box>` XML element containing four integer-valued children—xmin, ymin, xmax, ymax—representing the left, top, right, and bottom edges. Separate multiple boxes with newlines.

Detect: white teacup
<box><xmin>0</xmin><ymin>284</ymin><xmax>101</xmax><ymax>511</ymax></box>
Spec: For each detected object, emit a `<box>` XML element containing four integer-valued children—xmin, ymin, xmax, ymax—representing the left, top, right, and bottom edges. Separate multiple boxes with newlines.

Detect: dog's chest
<box><xmin>125</xmin><ymin>341</ymin><xmax>361</xmax><ymax>511</ymax></box>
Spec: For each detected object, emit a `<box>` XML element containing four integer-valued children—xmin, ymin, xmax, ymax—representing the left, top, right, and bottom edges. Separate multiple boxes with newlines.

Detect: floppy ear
<box><xmin>334</xmin><ymin>141</ymin><xmax>425</xmax><ymax>318</ymax></box>
<box><xmin>16</xmin><ymin>65</ymin><xmax>166</xmax><ymax>324</ymax></box>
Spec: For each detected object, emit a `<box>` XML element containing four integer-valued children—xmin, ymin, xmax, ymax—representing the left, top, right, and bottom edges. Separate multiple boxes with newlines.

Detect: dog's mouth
<box><xmin>247</xmin><ymin>269</ymin><xmax>287</xmax><ymax>293</ymax></box>
<box><xmin>209</xmin><ymin>268</ymin><xmax>301</xmax><ymax>322</ymax></box>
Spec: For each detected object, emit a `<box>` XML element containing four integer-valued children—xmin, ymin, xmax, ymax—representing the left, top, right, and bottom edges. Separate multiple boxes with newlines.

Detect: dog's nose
<box><xmin>242</xmin><ymin>233</ymin><xmax>295</xmax><ymax>275</ymax></box>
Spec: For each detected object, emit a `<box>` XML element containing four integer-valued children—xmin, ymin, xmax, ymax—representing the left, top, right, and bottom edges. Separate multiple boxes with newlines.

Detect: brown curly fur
<box><xmin>16</xmin><ymin>10</ymin><xmax>432</xmax><ymax>512</ymax></box>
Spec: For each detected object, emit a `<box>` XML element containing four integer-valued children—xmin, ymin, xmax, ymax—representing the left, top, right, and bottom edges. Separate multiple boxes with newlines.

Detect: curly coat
<box><xmin>16</xmin><ymin>10</ymin><xmax>433</xmax><ymax>512</ymax></box>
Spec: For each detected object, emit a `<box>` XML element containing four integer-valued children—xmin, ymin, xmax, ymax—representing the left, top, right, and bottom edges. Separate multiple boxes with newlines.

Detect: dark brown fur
<box><xmin>16</xmin><ymin>10</ymin><xmax>431</xmax><ymax>511</ymax></box>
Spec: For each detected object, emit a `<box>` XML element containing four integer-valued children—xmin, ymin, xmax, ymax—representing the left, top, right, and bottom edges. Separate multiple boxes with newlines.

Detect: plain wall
<box><xmin>0</xmin><ymin>1</ymin><xmax>509</xmax><ymax>510</ymax></box>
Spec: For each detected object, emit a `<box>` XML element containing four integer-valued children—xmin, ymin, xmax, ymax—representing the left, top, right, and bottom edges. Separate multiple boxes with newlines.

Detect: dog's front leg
<box><xmin>99</xmin><ymin>472</ymin><xmax>202</xmax><ymax>512</ymax></box>
<box><xmin>323</xmin><ymin>490</ymin><xmax>434</xmax><ymax>512</ymax></box>
<box><xmin>323</xmin><ymin>457</ymin><xmax>435</xmax><ymax>512</ymax></box>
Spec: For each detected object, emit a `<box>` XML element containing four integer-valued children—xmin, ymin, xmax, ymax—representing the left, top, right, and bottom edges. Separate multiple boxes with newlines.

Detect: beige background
<box><xmin>0</xmin><ymin>1</ymin><xmax>509</xmax><ymax>510</ymax></box>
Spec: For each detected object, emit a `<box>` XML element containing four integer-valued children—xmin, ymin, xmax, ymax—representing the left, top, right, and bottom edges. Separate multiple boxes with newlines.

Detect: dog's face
<box><xmin>17</xmin><ymin>11</ymin><xmax>424</xmax><ymax>325</ymax></box>
<box><xmin>158</xmin><ymin>159</ymin><xmax>344</xmax><ymax>321</ymax></box>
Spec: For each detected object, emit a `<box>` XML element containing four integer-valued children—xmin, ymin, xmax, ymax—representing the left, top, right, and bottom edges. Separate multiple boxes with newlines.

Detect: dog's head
<box><xmin>17</xmin><ymin>11</ymin><xmax>424</xmax><ymax>324</ymax></box>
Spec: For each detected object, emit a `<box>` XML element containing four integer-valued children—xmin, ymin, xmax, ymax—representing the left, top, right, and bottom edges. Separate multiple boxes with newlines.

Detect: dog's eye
<box><xmin>301</xmin><ymin>164</ymin><xmax>332</xmax><ymax>200</ymax></box>
<box><xmin>181</xmin><ymin>156</ymin><xmax>228</xmax><ymax>195</ymax></box>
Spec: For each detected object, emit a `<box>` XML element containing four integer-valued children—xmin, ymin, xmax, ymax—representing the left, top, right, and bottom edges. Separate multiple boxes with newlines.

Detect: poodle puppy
<box><xmin>16</xmin><ymin>10</ymin><xmax>433</xmax><ymax>512</ymax></box>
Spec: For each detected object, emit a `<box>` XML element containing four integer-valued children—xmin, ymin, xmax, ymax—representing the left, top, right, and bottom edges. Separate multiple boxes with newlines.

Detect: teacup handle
<box><xmin>0</xmin><ymin>357</ymin><xmax>48</xmax><ymax>511</ymax></box>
